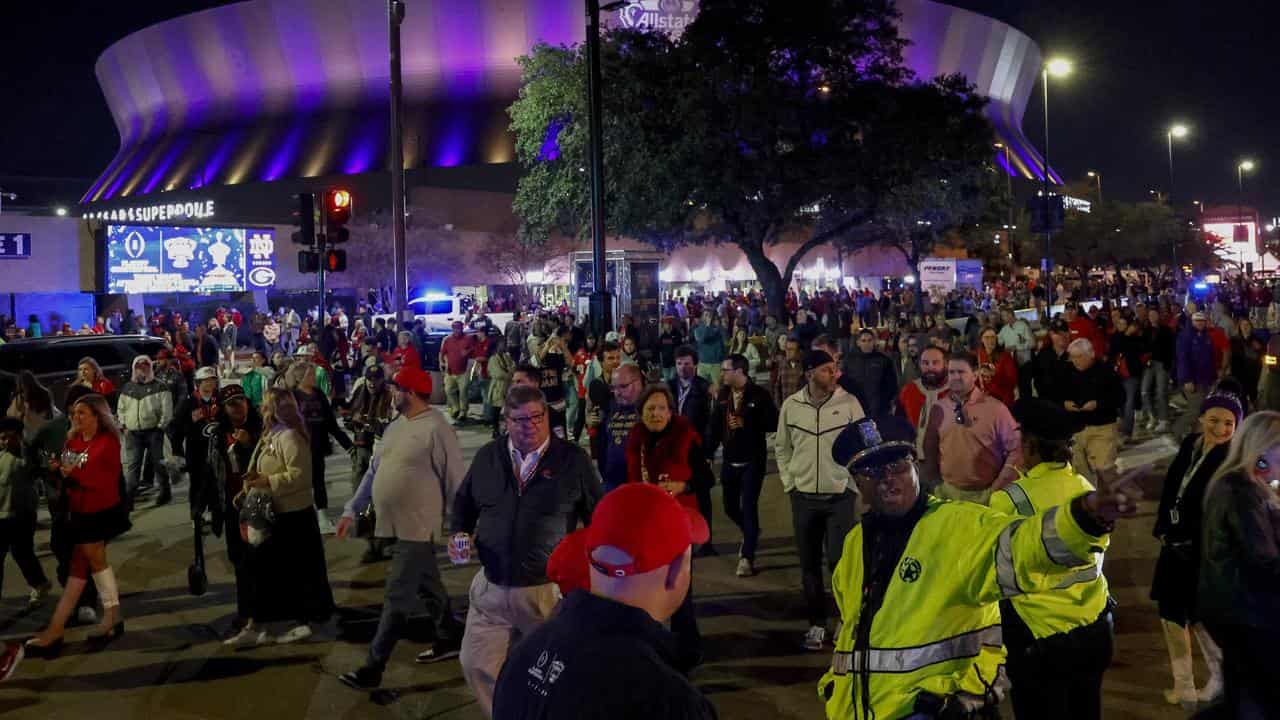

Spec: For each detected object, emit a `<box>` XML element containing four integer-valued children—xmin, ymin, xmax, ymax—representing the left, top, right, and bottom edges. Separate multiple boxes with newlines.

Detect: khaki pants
<box><xmin>460</xmin><ymin>571</ymin><xmax>561</xmax><ymax>718</ymax></box>
<box><xmin>933</xmin><ymin>483</ymin><xmax>994</xmax><ymax>506</ymax></box>
<box><xmin>444</xmin><ymin>372</ymin><xmax>470</xmax><ymax>419</ymax></box>
<box><xmin>1072</xmin><ymin>422</ymin><xmax>1118</xmax><ymax>480</ymax></box>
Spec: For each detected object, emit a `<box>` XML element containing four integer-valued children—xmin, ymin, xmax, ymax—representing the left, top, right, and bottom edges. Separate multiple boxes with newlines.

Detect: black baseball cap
<box><xmin>804</xmin><ymin>350</ymin><xmax>835</xmax><ymax>372</ymax></box>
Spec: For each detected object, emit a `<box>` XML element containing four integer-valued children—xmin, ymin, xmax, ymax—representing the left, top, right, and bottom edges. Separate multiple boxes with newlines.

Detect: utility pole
<box><xmin>585</xmin><ymin>0</ymin><xmax>616</xmax><ymax>339</ymax></box>
<box><xmin>389</xmin><ymin>0</ymin><xmax>409</xmax><ymax>325</ymax></box>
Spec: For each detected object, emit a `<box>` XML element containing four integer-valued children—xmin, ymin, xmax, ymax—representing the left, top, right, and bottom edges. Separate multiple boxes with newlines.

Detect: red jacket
<box><xmin>624</xmin><ymin>414</ymin><xmax>703</xmax><ymax>511</ymax></box>
<box><xmin>897</xmin><ymin>380</ymin><xmax>950</xmax><ymax>430</ymax></box>
<box><xmin>976</xmin><ymin>347</ymin><xmax>1018</xmax><ymax>407</ymax></box>
<box><xmin>64</xmin><ymin>431</ymin><xmax>123</xmax><ymax>514</ymax></box>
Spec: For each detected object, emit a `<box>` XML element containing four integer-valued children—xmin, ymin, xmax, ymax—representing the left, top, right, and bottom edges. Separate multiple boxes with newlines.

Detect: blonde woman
<box><xmin>228</xmin><ymin>388</ymin><xmax>334</xmax><ymax>645</ymax></box>
<box><xmin>26</xmin><ymin>394</ymin><xmax>130</xmax><ymax>656</ymax></box>
<box><xmin>1198</xmin><ymin>410</ymin><xmax>1280</xmax><ymax>714</ymax></box>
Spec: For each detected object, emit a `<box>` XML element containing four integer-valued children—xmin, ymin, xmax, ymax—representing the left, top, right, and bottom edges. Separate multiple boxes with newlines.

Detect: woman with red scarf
<box><xmin>26</xmin><ymin>394</ymin><xmax>131</xmax><ymax>656</ymax></box>
<box><xmin>625</xmin><ymin>384</ymin><xmax>713</xmax><ymax>671</ymax></box>
<box><xmin>976</xmin><ymin>327</ymin><xmax>1018</xmax><ymax>407</ymax></box>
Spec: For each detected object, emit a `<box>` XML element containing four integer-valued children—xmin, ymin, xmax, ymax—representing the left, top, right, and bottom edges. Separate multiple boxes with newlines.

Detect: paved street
<box><xmin>0</xmin><ymin>415</ymin><xmax>1197</xmax><ymax>719</ymax></box>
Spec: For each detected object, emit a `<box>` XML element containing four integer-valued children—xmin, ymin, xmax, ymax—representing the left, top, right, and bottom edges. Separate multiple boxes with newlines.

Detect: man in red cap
<box><xmin>492</xmin><ymin>483</ymin><xmax>717</xmax><ymax>719</ymax></box>
<box><xmin>335</xmin><ymin>365</ymin><xmax>468</xmax><ymax>690</ymax></box>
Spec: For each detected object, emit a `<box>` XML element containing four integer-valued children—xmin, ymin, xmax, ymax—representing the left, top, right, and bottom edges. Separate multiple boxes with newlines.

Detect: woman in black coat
<box><xmin>1198</xmin><ymin>410</ymin><xmax>1280</xmax><ymax>716</ymax></box>
<box><xmin>1151</xmin><ymin>392</ymin><xmax>1240</xmax><ymax>707</ymax></box>
<box><xmin>285</xmin><ymin>360</ymin><xmax>350</xmax><ymax>534</ymax></box>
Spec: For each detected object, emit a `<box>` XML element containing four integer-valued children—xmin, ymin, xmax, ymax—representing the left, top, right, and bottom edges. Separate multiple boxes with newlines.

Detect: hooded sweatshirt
<box><xmin>117</xmin><ymin>355</ymin><xmax>174</xmax><ymax>432</ymax></box>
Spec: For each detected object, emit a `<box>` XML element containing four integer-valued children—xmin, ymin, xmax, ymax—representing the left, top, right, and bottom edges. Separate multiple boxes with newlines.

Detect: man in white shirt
<box><xmin>336</xmin><ymin>366</ymin><xmax>467</xmax><ymax>690</ymax></box>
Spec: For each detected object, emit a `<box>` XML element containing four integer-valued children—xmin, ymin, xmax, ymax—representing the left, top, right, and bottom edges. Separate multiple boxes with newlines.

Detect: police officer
<box><xmin>818</xmin><ymin>417</ymin><xmax>1144</xmax><ymax>720</ymax></box>
<box><xmin>991</xmin><ymin>399</ymin><xmax>1113</xmax><ymax>720</ymax></box>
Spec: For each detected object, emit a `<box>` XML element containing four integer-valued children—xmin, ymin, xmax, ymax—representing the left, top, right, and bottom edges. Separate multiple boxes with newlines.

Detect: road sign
<box><xmin>0</xmin><ymin>233</ymin><xmax>30</xmax><ymax>258</ymax></box>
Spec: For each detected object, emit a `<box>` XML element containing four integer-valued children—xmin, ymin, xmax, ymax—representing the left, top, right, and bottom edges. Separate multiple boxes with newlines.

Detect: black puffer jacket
<box><xmin>451</xmin><ymin>436</ymin><xmax>602</xmax><ymax>587</ymax></box>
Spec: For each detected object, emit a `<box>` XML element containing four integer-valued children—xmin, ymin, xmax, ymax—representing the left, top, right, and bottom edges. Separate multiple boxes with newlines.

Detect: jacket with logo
<box><xmin>820</xmin><ymin>494</ymin><xmax>1110</xmax><ymax>720</ymax></box>
<box><xmin>776</xmin><ymin>386</ymin><xmax>865</xmax><ymax>495</ymax></box>
<box><xmin>118</xmin><ymin>379</ymin><xmax>174</xmax><ymax>432</ymax></box>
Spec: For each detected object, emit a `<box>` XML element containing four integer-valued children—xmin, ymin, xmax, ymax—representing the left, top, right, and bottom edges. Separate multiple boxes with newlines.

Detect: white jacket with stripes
<box><xmin>776</xmin><ymin>386</ymin><xmax>865</xmax><ymax>495</ymax></box>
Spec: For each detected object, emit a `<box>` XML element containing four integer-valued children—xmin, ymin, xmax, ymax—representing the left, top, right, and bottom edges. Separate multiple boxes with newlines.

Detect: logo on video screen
<box><xmin>123</xmin><ymin>230</ymin><xmax>147</xmax><ymax>259</ymax></box>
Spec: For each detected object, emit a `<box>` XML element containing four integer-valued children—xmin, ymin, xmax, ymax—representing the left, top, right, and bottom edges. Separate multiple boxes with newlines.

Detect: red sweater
<box><xmin>64</xmin><ymin>431</ymin><xmax>122</xmax><ymax>514</ymax></box>
<box><xmin>624</xmin><ymin>415</ymin><xmax>701</xmax><ymax>511</ymax></box>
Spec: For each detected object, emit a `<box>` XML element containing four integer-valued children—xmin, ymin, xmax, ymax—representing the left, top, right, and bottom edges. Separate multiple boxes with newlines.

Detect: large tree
<box><xmin>509</xmin><ymin>0</ymin><xmax>995</xmax><ymax>318</ymax></box>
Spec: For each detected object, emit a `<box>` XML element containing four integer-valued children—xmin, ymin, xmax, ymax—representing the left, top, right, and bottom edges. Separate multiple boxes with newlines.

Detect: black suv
<box><xmin>0</xmin><ymin>334</ymin><xmax>168</xmax><ymax>410</ymax></box>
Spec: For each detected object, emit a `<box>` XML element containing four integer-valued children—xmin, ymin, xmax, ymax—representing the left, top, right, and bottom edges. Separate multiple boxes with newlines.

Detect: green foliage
<box><xmin>1016</xmin><ymin>200</ymin><xmax>1208</xmax><ymax>278</ymax></box>
<box><xmin>508</xmin><ymin>0</ymin><xmax>997</xmax><ymax>313</ymax></box>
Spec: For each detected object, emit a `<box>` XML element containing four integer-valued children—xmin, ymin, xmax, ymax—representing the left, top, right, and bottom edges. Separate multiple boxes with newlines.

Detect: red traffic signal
<box><xmin>325</xmin><ymin>249</ymin><xmax>347</xmax><ymax>272</ymax></box>
<box><xmin>326</xmin><ymin>188</ymin><xmax>352</xmax><ymax>226</ymax></box>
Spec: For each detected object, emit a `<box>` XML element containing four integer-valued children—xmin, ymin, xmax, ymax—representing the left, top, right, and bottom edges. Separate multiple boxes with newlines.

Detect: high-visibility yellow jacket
<box><xmin>819</xmin><ymin>494</ymin><xmax>1108</xmax><ymax>720</ymax></box>
<box><xmin>990</xmin><ymin>462</ymin><xmax>1110</xmax><ymax>639</ymax></box>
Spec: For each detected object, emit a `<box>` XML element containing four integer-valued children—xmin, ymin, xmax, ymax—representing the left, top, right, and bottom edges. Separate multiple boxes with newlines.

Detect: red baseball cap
<box><xmin>391</xmin><ymin>366</ymin><xmax>433</xmax><ymax>395</ymax></box>
<box><xmin>547</xmin><ymin>484</ymin><xmax>709</xmax><ymax>594</ymax></box>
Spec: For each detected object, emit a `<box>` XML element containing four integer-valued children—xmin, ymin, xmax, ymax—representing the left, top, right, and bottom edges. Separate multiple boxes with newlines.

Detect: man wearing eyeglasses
<box><xmin>920</xmin><ymin>352</ymin><xmax>1021</xmax><ymax>504</ymax></box>
<box><xmin>593</xmin><ymin>364</ymin><xmax>644</xmax><ymax>493</ymax></box>
<box><xmin>819</xmin><ymin>416</ymin><xmax>1145</xmax><ymax>720</ymax></box>
<box><xmin>447</xmin><ymin>384</ymin><xmax>602</xmax><ymax>717</ymax></box>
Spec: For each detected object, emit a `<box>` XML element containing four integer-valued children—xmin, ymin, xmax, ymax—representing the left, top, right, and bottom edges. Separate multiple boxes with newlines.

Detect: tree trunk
<box><xmin>741</xmin><ymin>241</ymin><xmax>790</xmax><ymax>322</ymax></box>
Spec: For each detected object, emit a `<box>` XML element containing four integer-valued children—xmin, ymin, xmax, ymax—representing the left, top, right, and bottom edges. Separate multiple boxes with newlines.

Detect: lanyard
<box><xmin>678</xmin><ymin>381</ymin><xmax>692</xmax><ymax>413</ymax></box>
<box><xmin>1174</xmin><ymin>444</ymin><xmax>1212</xmax><ymax>507</ymax></box>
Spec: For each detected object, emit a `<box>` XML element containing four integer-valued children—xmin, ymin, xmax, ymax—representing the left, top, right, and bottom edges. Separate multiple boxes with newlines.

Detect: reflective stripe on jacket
<box><xmin>819</xmin><ymin>495</ymin><xmax>1108</xmax><ymax>719</ymax></box>
<box><xmin>990</xmin><ymin>463</ymin><xmax>1109</xmax><ymax>639</ymax></box>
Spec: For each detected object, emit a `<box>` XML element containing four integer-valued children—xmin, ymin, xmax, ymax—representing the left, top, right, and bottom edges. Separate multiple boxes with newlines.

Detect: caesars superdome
<box><xmin>82</xmin><ymin>0</ymin><xmax>1058</xmax><ymax>222</ymax></box>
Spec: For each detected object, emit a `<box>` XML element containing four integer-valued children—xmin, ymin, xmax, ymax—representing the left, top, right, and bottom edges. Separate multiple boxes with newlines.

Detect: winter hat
<box><xmin>1200</xmin><ymin>392</ymin><xmax>1243</xmax><ymax>423</ymax></box>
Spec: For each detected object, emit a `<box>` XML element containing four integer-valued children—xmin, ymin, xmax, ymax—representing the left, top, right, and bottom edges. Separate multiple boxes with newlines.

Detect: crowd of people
<box><xmin>0</xmin><ymin>274</ymin><xmax>1277</xmax><ymax>717</ymax></box>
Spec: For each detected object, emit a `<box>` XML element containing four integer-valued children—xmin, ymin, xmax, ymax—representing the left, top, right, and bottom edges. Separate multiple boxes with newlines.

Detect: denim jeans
<box><xmin>125</xmin><ymin>428</ymin><xmax>170</xmax><ymax>495</ymax></box>
<box><xmin>1141</xmin><ymin>361</ymin><xmax>1170</xmax><ymax>422</ymax></box>
<box><xmin>1119</xmin><ymin>376</ymin><xmax>1140</xmax><ymax>435</ymax></box>
<box><xmin>369</xmin><ymin>540</ymin><xmax>463</xmax><ymax>667</ymax></box>
<box><xmin>721</xmin><ymin>461</ymin><xmax>765</xmax><ymax>560</ymax></box>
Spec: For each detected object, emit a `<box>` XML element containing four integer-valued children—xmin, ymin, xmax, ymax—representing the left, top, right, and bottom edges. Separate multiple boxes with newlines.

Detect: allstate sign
<box><xmin>614</xmin><ymin>0</ymin><xmax>698</xmax><ymax>36</ymax></box>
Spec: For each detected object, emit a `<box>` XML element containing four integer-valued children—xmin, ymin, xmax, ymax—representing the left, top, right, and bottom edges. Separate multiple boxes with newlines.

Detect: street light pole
<box><xmin>1041</xmin><ymin>67</ymin><xmax>1053</xmax><ymax>315</ymax></box>
<box><xmin>585</xmin><ymin>0</ymin><xmax>615</xmax><ymax>340</ymax></box>
<box><xmin>1087</xmin><ymin>171</ymin><xmax>1102</xmax><ymax>204</ymax></box>
<box><xmin>388</xmin><ymin>0</ymin><xmax>409</xmax><ymax>323</ymax></box>
<box><xmin>1040</xmin><ymin>58</ymin><xmax>1072</xmax><ymax>315</ymax></box>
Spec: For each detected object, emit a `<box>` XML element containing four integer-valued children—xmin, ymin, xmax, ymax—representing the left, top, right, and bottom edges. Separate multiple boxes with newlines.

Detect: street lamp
<box><xmin>1166</xmin><ymin>123</ymin><xmax>1189</xmax><ymax>205</ymax></box>
<box><xmin>1040</xmin><ymin>56</ymin><xmax>1072</xmax><ymax>314</ymax></box>
<box><xmin>1086</xmin><ymin>170</ymin><xmax>1102</xmax><ymax>203</ymax></box>
<box><xmin>1237</xmin><ymin>159</ymin><xmax>1257</xmax><ymax>272</ymax></box>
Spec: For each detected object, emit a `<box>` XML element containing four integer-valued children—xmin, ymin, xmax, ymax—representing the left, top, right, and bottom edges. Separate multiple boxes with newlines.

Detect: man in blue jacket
<box><xmin>1174</xmin><ymin>311</ymin><xmax>1217</xmax><ymax>438</ymax></box>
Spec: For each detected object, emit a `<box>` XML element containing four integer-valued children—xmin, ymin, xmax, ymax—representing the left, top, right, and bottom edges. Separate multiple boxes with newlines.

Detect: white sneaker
<box><xmin>736</xmin><ymin>557</ymin><xmax>755</xmax><ymax>578</ymax></box>
<box><xmin>802</xmin><ymin>625</ymin><xmax>826</xmax><ymax>651</ymax></box>
<box><xmin>1154</xmin><ymin>421</ymin><xmax>1171</xmax><ymax>434</ymax></box>
<box><xmin>27</xmin><ymin>584</ymin><xmax>50</xmax><ymax>609</ymax></box>
<box><xmin>276</xmin><ymin>624</ymin><xmax>313</xmax><ymax>644</ymax></box>
<box><xmin>77</xmin><ymin>607</ymin><xmax>99</xmax><ymax>625</ymax></box>
<box><xmin>223</xmin><ymin>626</ymin><xmax>256</xmax><ymax>646</ymax></box>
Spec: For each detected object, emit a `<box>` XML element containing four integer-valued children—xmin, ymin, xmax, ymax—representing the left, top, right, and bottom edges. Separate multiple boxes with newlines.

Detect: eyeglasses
<box><xmin>856</xmin><ymin>459</ymin><xmax>913</xmax><ymax>482</ymax></box>
<box><xmin>954</xmin><ymin>401</ymin><xmax>968</xmax><ymax>426</ymax></box>
<box><xmin>508</xmin><ymin>411</ymin><xmax>547</xmax><ymax>427</ymax></box>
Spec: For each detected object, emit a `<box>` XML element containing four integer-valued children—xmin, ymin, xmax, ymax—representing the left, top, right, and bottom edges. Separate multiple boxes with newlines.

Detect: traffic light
<box><xmin>291</xmin><ymin>193</ymin><xmax>316</xmax><ymax>245</ymax></box>
<box><xmin>298</xmin><ymin>250</ymin><xmax>320</xmax><ymax>273</ymax></box>
<box><xmin>325</xmin><ymin>249</ymin><xmax>347</xmax><ymax>272</ymax></box>
<box><xmin>325</xmin><ymin>188</ymin><xmax>351</xmax><ymax>244</ymax></box>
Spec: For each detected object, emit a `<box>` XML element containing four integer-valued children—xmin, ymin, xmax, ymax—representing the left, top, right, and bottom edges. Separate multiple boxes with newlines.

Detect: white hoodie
<box><xmin>117</xmin><ymin>356</ymin><xmax>173</xmax><ymax>431</ymax></box>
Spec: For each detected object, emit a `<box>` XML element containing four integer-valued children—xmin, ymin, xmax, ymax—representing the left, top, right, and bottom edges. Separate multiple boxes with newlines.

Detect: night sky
<box><xmin>1</xmin><ymin>0</ymin><xmax>1275</xmax><ymax>216</ymax></box>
